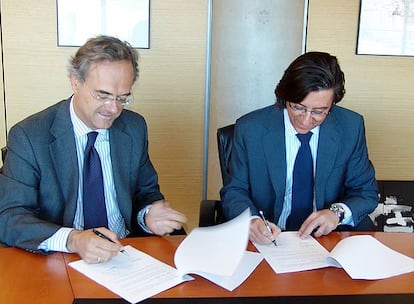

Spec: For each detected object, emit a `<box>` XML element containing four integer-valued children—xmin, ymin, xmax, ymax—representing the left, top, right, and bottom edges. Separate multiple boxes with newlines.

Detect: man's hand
<box><xmin>249</xmin><ymin>218</ymin><xmax>281</xmax><ymax>244</ymax></box>
<box><xmin>145</xmin><ymin>200</ymin><xmax>187</xmax><ymax>235</ymax></box>
<box><xmin>297</xmin><ymin>209</ymin><xmax>339</xmax><ymax>239</ymax></box>
<box><xmin>66</xmin><ymin>228</ymin><xmax>122</xmax><ymax>263</ymax></box>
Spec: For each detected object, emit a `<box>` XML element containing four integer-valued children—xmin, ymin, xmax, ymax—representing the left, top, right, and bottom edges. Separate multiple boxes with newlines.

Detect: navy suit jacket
<box><xmin>221</xmin><ymin>105</ymin><xmax>378</xmax><ymax>227</ymax></box>
<box><xmin>0</xmin><ymin>98</ymin><xmax>163</xmax><ymax>251</ymax></box>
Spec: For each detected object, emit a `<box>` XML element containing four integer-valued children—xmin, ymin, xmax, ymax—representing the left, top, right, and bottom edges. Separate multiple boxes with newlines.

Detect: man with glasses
<box><xmin>221</xmin><ymin>52</ymin><xmax>378</xmax><ymax>244</ymax></box>
<box><xmin>0</xmin><ymin>35</ymin><xmax>187</xmax><ymax>263</ymax></box>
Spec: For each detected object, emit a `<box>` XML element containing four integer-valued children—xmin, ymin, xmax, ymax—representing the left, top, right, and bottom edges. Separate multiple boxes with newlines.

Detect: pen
<box><xmin>93</xmin><ymin>228</ymin><xmax>128</xmax><ymax>255</ymax></box>
<box><xmin>259</xmin><ymin>210</ymin><xmax>277</xmax><ymax>246</ymax></box>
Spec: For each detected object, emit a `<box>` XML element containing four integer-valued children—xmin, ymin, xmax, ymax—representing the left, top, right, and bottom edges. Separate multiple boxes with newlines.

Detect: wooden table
<box><xmin>1</xmin><ymin>232</ymin><xmax>414</xmax><ymax>303</ymax></box>
<box><xmin>65</xmin><ymin>232</ymin><xmax>414</xmax><ymax>304</ymax></box>
<box><xmin>0</xmin><ymin>246</ymin><xmax>73</xmax><ymax>303</ymax></box>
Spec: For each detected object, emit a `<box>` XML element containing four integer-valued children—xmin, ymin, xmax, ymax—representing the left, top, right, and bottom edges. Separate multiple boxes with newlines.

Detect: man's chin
<box><xmin>92</xmin><ymin>120</ymin><xmax>115</xmax><ymax>130</ymax></box>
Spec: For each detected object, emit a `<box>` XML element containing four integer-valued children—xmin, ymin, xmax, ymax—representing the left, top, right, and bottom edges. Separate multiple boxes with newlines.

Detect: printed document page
<box><xmin>69</xmin><ymin>245</ymin><xmax>192</xmax><ymax>304</ymax></box>
<box><xmin>253</xmin><ymin>231</ymin><xmax>334</xmax><ymax>274</ymax></box>
<box><xmin>254</xmin><ymin>232</ymin><xmax>414</xmax><ymax>280</ymax></box>
<box><xmin>69</xmin><ymin>209</ymin><xmax>263</xmax><ymax>303</ymax></box>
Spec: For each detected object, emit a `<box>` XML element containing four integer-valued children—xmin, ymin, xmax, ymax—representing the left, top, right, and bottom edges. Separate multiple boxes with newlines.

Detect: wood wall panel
<box><xmin>130</xmin><ymin>1</ymin><xmax>206</xmax><ymax>231</ymax></box>
<box><xmin>307</xmin><ymin>0</ymin><xmax>414</xmax><ymax>180</ymax></box>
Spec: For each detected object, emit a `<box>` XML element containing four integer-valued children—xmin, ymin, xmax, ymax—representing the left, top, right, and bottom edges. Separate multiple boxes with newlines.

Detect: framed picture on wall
<box><xmin>56</xmin><ymin>0</ymin><xmax>150</xmax><ymax>48</ymax></box>
<box><xmin>356</xmin><ymin>0</ymin><xmax>414</xmax><ymax>56</ymax></box>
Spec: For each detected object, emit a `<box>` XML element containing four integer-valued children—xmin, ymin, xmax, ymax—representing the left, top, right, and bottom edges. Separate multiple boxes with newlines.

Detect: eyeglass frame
<box><xmin>288</xmin><ymin>102</ymin><xmax>331</xmax><ymax>118</ymax></box>
<box><xmin>84</xmin><ymin>82</ymin><xmax>133</xmax><ymax>106</ymax></box>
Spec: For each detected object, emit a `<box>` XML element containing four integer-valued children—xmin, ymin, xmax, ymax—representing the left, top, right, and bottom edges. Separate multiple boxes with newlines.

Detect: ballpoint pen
<box><xmin>93</xmin><ymin>228</ymin><xmax>128</xmax><ymax>255</ymax></box>
<box><xmin>259</xmin><ymin>210</ymin><xmax>277</xmax><ymax>246</ymax></box>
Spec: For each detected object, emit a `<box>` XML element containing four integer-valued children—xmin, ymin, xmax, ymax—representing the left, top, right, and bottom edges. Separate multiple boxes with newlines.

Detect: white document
<box><xmin>327</xmin><ymin>234</ymin><xmax>414</xmax><ymax>279</ymax></box>
<box><xmin>174</xmin><ymin>208</ymin><xmax>263</xmax><ymax>291</ymax></box>
<box><xmin>254</xmin><ymin>232</ymin><xmax>414</xmax><ymax>280</ymax></box>
<box><xmin>254</xmin><ymin>231</ymin><xmax>333</xmax><ymax>274</ymax></box>
<box><xmin>69</xmin><ymin>245</ymin><xmax>192</xmax><ymax>304</ymax></box>
<box><xmin>69</xmin><ymin>209</ymin><xmax>262</xmax><ymax>303</ymax></box>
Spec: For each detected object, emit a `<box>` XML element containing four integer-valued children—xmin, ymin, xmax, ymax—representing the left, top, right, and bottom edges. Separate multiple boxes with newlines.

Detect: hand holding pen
<box><xmin>93</xmin><ymin>228</ymin><xmax>128</xmax><ymax>255</ymax></box>
<box><xmin>259</xmin><ymin>210</ymin><xmax>278</xmax><ymax>246</ymax></box>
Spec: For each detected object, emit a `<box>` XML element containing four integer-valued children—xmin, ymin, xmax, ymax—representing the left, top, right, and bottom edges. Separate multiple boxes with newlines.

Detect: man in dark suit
<box><xmin>221</xmin><ymin>52</ymin><xmax>378</xmax><ymax>244</ymax></box>
<box><xmin>0</xmin><ymin>35</ymin><xmax>187</xmax><ymax>263</ymax></box>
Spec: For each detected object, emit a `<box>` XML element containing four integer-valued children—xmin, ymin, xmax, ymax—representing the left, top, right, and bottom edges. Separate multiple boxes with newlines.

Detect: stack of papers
<box><xmin>69</xmin><ymin>208</ymin><xmax>262</xmax><ymax>303</ymax></box>
<box><xmin>254</xmin><ymin>232</ymin><xmax>414</xmax><ymax>279</ymax></box>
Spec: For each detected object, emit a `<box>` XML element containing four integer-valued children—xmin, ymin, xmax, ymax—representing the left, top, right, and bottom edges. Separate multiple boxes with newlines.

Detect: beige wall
<box><xmin>0</xmin><ymin>0</ymin><xmax>206</xmax><ymax>231</ymax></box>
<box><xmin>1</xmin><ymin>0</ymin><xmax>413</xmax><ymax>231</ymax></box>
<box><xmin>307</xmin><ymin>0</ymin><xmax>414</xmax><ymax>180</ymax></box>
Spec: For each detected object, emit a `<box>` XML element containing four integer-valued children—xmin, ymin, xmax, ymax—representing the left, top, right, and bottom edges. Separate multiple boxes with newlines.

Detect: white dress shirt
<box><xmin>277</xmin><ymin>109</ymin><xmax>352</xmax><ymax>230</ymax></box>
<box><xmin>38</xmin><ymin>98</ymin><xmax>128</xmax><ymax>252</ymax></box>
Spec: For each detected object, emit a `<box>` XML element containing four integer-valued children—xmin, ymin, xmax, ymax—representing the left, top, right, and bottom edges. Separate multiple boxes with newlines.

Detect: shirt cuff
<box><xmin>37</xmin><ymin>227</ymin><xmax>74</xmax><ymax>252</ymax></box>
<box><xmin>137</xmin><ymin>205</ymin><xmax>153</xmax><ymax>234</ymax></box>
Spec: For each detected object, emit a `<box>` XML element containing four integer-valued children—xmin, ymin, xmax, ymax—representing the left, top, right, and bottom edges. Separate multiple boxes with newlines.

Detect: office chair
<box><xmin>199</xmin><ymin>124</ymin><xmax>235</xmax><ymax>227</ymax></box>
<box><xmin>0</xmin><ymin>146</ymin><xmax>6</xmax><ymax>173</ymax></box>
<box><xmin>1</xmin><ymin>146</ymin><xmax>6</xmax><ymax>163</ymax></box>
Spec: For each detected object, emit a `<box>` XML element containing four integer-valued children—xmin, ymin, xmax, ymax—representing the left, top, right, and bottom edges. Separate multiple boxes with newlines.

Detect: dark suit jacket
<box><xmin>221</xmin><ymin>105</ymin><xmax>378</xmax><ymax>227</ymax></box>
<box><xmin>0</xmin><ymin>98</ymin><xmax>163</xmax><ymax>251</ymax></box>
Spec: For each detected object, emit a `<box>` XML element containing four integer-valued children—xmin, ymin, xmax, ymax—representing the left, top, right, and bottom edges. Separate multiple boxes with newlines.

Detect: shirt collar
<box><xmin>283</xmin><ymin>108</ymin><xmax>320</xmax><ymax>137</ymax></box>
<box><xmin>69</xmin><ymin>97</ymin><xmax>108</xmax><ymax>140</ymax></box>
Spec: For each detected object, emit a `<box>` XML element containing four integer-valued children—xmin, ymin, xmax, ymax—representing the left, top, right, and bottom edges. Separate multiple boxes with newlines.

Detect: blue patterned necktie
<box><xmin>83</xmin><ymin>132</ymin><xmax>108</xmax><ymax>229</ymax></box>
<box><xmin>286</xmin><ymin>132</ymin><xmax>314</xmax><ymax>230</ymax></box>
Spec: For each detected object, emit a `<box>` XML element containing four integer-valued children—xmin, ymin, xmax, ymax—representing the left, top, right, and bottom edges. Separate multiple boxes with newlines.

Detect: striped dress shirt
<box><xmin>38</xmin><ymin>99</ymin><xmax>128</xmax><ymax>252</ymax></box>
<box><xmin>277</xmin><ymin>109</ymin><xmax>320</xmax><ymax>230</ymax></box>
<box><xmin>277</xmin><ymin>109</ymin><xmax>352</xmax><ymax>229</ymax></box>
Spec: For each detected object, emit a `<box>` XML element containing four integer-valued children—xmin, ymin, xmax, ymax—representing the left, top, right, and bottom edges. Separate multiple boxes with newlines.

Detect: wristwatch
<box><xmin>329</xmin><ymin>203</ymin><xmax>345</xmax><ymax>224</ymax></box>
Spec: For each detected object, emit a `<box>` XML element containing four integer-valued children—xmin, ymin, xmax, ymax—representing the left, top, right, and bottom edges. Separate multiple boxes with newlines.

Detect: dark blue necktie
<box><xmin>286</xmin><ymin>132</ymin><xmax>314</xmax><ymax>230</ymax></box>
<box><xmin>83</xmin><ymin>132</ymin><xmax>108</xmax><ymax>229</ymax></box>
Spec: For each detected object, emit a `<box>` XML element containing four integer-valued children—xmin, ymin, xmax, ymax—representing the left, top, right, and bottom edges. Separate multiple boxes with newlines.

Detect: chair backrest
<box><xmin>1</xmin><ymin>147</ymin><xmax>6</xmax><ymax>163</ymax></box>
<box><xmin>217</xmin><ymin>124</ymin><xmax>235</xmax><ymax>185</ymax></box>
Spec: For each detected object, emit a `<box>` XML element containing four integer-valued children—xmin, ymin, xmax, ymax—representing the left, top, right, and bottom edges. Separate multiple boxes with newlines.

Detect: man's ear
<box><xmin>70</xmin><ymin>75</ymin><xmax>80</xmax><ymax>93</ymax></box>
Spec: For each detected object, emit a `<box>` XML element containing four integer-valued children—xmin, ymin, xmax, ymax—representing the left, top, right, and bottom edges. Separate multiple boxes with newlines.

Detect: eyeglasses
<box><xmin>288</xmin><ymin>102</ymin><xmax>330</xmax><ymax>118</ymax></box>
<box><xmin>85</xmin><ymin>82</ymin><xmax>133</xmax><ymax>106</ymax></box>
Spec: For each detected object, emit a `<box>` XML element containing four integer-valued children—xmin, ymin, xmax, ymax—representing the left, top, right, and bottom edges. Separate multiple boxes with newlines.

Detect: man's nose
<box><xmin>301</xmin><ymin>111</ymin><xmax>313</xmax><ymax>122</ymax></box>
<box><xmin>104</xmin><ymin>101</ymin><xmax>121</xmax><ymax>113</ymax></box>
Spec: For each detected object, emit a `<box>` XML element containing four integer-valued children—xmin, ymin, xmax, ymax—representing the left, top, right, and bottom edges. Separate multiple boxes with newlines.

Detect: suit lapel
<box><xmin>260</xmin><ymin>107</ymin><xmax>342</xmax><ymax>212</ymax></box>
<box><xmin>49</xmin><ymin>100</ymin><xmax>79</xmax><ymax>225</ymax></box>
<box><xmin>49</xmin><ymin>102</ymin><xmax>133</xmax><ymax>227</ymax></box>
<box><xmin>263</xmin><ymin>109</ymin><xmax>286</xmax><ymax>204</ymax></box>
<box><xmin>314</xmin><ymin>113</ymin><xmax>341</xmax><ymax>209</ymax></box>
<box><xmin>109</xmin><ymin>118</ymin><xmax>132</xmax><ymax>226</ymax></box>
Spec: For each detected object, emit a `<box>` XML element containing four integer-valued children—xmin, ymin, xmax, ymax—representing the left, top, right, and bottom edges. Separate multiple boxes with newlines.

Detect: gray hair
<box><xmin>67</xmin><ymin>35</ymin><xmax>139</xmax><ymax>83</ymax></box>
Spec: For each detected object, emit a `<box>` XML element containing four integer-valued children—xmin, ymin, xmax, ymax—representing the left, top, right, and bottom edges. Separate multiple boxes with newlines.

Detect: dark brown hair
<box><xmin>274</xmin><ymin>51</ymin><xmax>345</xmax><ymax>109</ymax></box>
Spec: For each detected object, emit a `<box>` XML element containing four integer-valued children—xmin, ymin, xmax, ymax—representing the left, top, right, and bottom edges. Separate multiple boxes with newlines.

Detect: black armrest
<box><xmin>199</xmin><ymin>199</ymin><xmax>224</xmax><ymax>227</ymax></box>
